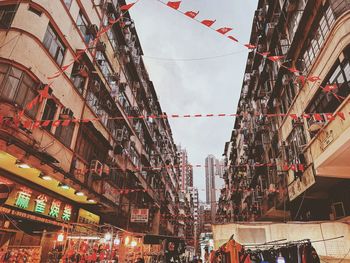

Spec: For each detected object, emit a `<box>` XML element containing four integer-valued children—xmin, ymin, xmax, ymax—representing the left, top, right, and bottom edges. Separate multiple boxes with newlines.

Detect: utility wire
<box><xmin>142</xmin><ymin>49</ymin><xmax>246</xmax><ymax>61</ymax></box>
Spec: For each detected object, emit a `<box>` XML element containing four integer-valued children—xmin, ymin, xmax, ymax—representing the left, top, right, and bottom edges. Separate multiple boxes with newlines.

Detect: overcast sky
<box><xmin>128</xmin><ymin>0</ymin><xmax>258</xmax><ymax>201</ymax></box>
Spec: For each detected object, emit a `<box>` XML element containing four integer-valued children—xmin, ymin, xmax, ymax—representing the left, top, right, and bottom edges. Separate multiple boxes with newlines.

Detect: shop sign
<box><xmin>0</xmin><ymin>206</ymin><xmax>68</xmax><ymax>227</ymax></box>
<box><xmin>0</xmin><ymin>183</ymin><xmax>11</xmax><ymax>205</ymax></box>
<box><xmin>77</xmin><ymin>208</ymin><xmax>100</xmax><ymax>225</ymax></box>
<box><xmin>288</xmin><ymin>165</ymin><xmax>315</xmax><ymax>201</ymax></box>
<box><xmin>130</xmin><ymin>208</ymin><xmax>149</xmax><ymax>223</ymax></box>
<box><xmin>5</xmin><ymin>186</ymin><xmax>73</xmax><ymax>222</ymax></box>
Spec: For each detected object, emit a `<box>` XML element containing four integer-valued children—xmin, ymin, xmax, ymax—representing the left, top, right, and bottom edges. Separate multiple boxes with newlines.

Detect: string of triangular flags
<box><xmin>72</xmin><ymin>162</ymin><xmax>304</xmax><ymax>176</ymax></box>
<box><xmin>15</xmin><ymin>1</ymin><xmax>140</xmax><ymax>122</ymax></box>
<box><xmin>2</xmin><ymin>111</ymin><xmax>347</xmax><ymax>131</ymax></box>
<box><xmin>160</xmin><ymin>1</ymin><xmax>344</xmax><ymax>102</ymax></box>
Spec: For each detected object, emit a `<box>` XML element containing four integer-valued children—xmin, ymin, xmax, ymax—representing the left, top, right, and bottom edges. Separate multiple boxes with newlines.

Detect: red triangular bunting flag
<box><xmin>185</xmin><ymin>11</ymin><xmax>199</xmax><ymax>18</ymax></box>
<box><xmin>267</xmin><ymin>55</ymin><xmax>284</xmax><ymax>62</ymax></box>
<box><xmin>337</xmin><ymin>112</ymin><xmax>345</xmax><ymax>120</ymax></box>
<box><xmin>260</xmin><ymin>52</ymin><xmax>270</xmax><ymax>57</ymax></box>
<box><xmin>298</xmin><ymin>164</ymin><xmax>305</xmax><ymax>172</ymax></box>
<box><xmin>38</xmin><ymin>84</ymin><xmax>50</xmax><ymax>103</ymax></box>
<box><xmin>216</xmin><ymin>27</ymin><xmax>233</xmax><ymax>35</ymax></box>
<box><xmin>120</xmin><ymin>3</ymin><xmax>135</xmax><ymax>11</ymax></box>
<box><xmin>228</xmin><ymin>36</ymin><xmax>238</xmax><ymax>42</ymax></box>
<box><xmin>167</xmin><ymin>1</ymin><xmax>181</xmax><ymax>9</ymax></box>
<box><xmin>323</xmin><ymin>84</ymin><xmax>337</xmax><ymax>92</ymax></box>
<box><xmin>307</xmin><ymin>75</ymin><xmax>321</xmax><ymax>82</ymax></box>
<box><xmin>288</xmin><ymin>67</ymin><xmax>299</xmax><ymax>73</ymax></box>
<box><xmin>297</xmin><ymin>75</ymin><xmax>306</xmax><ymax>85</ymax></box>
<box><xmin>244</xmin><ymin>43</ymin><xmax>256</xmax><ymax>49</ymax></box>
<box><xmin>201</xmin><ymin>19</ymin><xmax>216</xmax><ymax>27</ymax></box>
<box><xmin>313</xmin><ymin>114</ymin><xmax>323</xmax><ymax>121</ymax></box>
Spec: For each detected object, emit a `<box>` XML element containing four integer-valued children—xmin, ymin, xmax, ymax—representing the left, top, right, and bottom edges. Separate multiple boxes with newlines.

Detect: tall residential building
<box><xmin>178</xmin><ymin>145</ymin><xmax>192</xmax><ymax>191</ymax></box>
<box><xmin>205</xmin><ymin>155</ymin><xmax>216</xmax><ymax>205</ymax></box>
<box><xmin>205</xmin><ymin>155</ymin><xmax>222</xmax><ymax>223</ymax></box>
<box><xmin>0</xmin><ymin>0</ymin><xmax>181</xmax><ymax>261</ymax></box>
<box><xmin>189</xmin><ymin>187</ymin><xmax>200</xmax><ymax>252</ymax></box>
<box><xmin>217</xmin><ymin>0</ymin><xmax>350</xmax><ymax>223</ymax></box>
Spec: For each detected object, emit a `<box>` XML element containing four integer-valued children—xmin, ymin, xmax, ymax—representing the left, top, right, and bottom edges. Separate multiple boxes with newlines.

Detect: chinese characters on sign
<box><xmin>130</xmin><ymin>209</ymin><xmax>149</xmax><ymax>223</ymax></box>
<box><xmin>12</xmin><ymin>189</ymin><xmax>72</xmax><ymax>221</ymax></box>
<box><xmin>34</xmin><ymin>194</ymin><xmax>48</xmax><ymax>213</ymax></box>
<box><xmin>15</xmin><ymin>191</ymin><xmax>31</xmax><ymax>209</ymax></box>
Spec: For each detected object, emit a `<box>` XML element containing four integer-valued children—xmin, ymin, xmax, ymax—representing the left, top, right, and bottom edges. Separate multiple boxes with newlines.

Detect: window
<box><xmin>43</xmin><ymin>24</ymin><xmax>66</xmax><ymax>65</ymax></box>
<box><xmin>306</xmin><ymin>50</ymin><xmax>350</xmax><ymax>137</ymax></box>
<box><xmin>64</xmin><ymin>0</ymin><xmax>73</xmax><ymax>9</ymax></box>
<box><xmin>70</xmin><ymin>62</ymin><xmax>87</xmax><ymax>94</ymax></box>
<box><xmin>41</xmin><ymin>99</ymin><xmax>57</xmax><ymax>131</ymax></box>
<box><xmin>55</xmin><ymin>121</ymin><xmax>75</xmax><ymax>148</ymax></box>
<box><xmin>0</xmin><ymin>4</ymin><xmax>18</xmax><ymax>29</ymax></box>
<box><xmin>0</xmin><ymin>63</ymin><xmax>39</xmax><ymax>118</ymax></box>
<box><xmin>76</xmin><ymin>12</ymin><xmax>92</xmax><ymax>44</ymax></box>
<box><xmin>75</xmin><ymin>126</ymin><xmax>108</xmax><ymax>163</ymax></box>
<box><xmin>300</xmin><ymin>5</ymin><xmax>335</xmax><ymax>73</ymax></box>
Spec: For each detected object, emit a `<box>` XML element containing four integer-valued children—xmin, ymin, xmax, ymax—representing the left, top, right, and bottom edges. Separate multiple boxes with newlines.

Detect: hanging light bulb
<box><xmin>124</xmin><ymin>236</ymin><xmax>130</xmax><ymax>245</ymax></box>
<box><xmin>104</xmin><ymin>232</ymin><xmax>112</xmax><ymax>241</ymax></box>
<box><xmin>114</xmin><ymin>237</ymin><xmax>121</xmax><ymax>245</ymax></box>
<box><xmin>130</xmin><ymin>240</ymin><xmax>137</xmax><ymax>247</ymax></box>
<box><xmin>57</xmin><ymin>232</ymin><xmax>65</xmax><ymax>242</ymax></box>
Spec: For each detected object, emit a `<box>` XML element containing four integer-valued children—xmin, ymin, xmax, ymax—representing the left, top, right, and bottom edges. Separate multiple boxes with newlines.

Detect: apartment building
<box><xmin>0</xmin><ymin>0</ymin><xmax>181</xmax><ymax>259</ymax></box>
<box><xmin>217</xmin><ymin>0</ymin><xmax>350</xmax><ymax>223</ymax></box>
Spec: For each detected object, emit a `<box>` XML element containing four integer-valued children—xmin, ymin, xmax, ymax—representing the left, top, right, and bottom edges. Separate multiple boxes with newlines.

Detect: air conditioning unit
<box><xmin>91</xmin><ymin>79</ymin><xmax>101</xmax><ymax>93</ymax></box>
<box><xmin>106</xmin><ymin>100</ymin><xmax>113</xmax><ymax>111</ymax></box>
<box><xmin>60</xmin><ymin>107</ymin><xmax>73</xmax><ymax>119</ymax></box>
<box><xmin>87</xmin><ymin>24</ymin><xmax>99</xmax><ymax>37</ymax></box>
<box><xmin>130</xmin><ymin>106</ymin><xmax>140</xmax><ymax>116</ymax></box>
<box><xmin>96</xmin><ymin>41</ymin><xmax>106</xmax><ymax>52</ymax></box>
<box><xmin>116</xmin><ymin>128</ymin><xmax>126</xmax><ymax>142</ymax></box>
<box><xmin>90</xmin><ymin>160</ymin><xmax>103</xmax><ymax>176</ymax></box>
<box><xmin>102</xmin><ymin>164</ymin><xmax>110</xmax><ymax>175</ymax></box>
<box><xmin>133</xmin><ymin>81</ymin><xmax>140</xmax><ymax>89</ymax></box>
<box><xmin>265</xmin><ymin>22</ymin><xmax>276</xmax><ymax>39</ymax></box>
<box><xmin>308</xmin><ymin>121</ymin><xmax>324</xmax><ymax>133</ymax></box>
<box><xmin>119</xmin><ymin>82</ymin><xmax>127</xmax><ymax>92</ymax></box>
<box><xmin>332</xmin><ymin>202</ymin><xmax>345</xmax><ymax>219</ymax></box>
<box><xmin>286</xmin><ymin>0</ymin><xmax>298</xmax><ymax>12</ymax></box>
<box><xmin>109</xmin><ymin>72</ymin><xmax>120</xmax><ymax>82</ymax></box>
<box><xmin>118</xmin><ymin>45</ymin><xmax>129</xmax><ymax>55</ymax></box>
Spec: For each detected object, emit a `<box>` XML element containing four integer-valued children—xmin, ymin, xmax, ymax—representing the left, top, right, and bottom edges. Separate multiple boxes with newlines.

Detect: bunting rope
<box><xmin>15</xmin><ymin>1</ymin><xmax>140</xmax><ymax>121</ymax></box>
<box><xmin>71</xmin><ymin>162</ymin><xmax>303</xmax><ymax>176</ymax></box>
<box><xmin>14</xmin><ymin>0</ymin><xmax>345</xmax><ymax>125</ymax></box>
<box><xmin>156</xmin><ymin>0</ymin><xmax>345</xmax><ymax>102</ymax></box>
<box><xmin>1</xmin><ymin>111</ymin><xmax>347</xmax><ymax>131</ymax></box>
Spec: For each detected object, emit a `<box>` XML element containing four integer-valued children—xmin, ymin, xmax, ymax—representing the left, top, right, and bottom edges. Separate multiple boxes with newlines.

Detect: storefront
<box><xmin>143</xmin><ymin>234</ymin><xmax>186</xmax><ymax>263</ymax></box>
<box><xmin>0</xmin><ymin>176</ymin><xmax>75</xmax><ymax>262</ymax></box>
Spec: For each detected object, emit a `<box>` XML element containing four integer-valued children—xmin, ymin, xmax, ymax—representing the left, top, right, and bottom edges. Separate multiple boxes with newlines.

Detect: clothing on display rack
<box><xmin>238</xmin><ymin>241</ymin><xmax>320</xmax><ymax>263</ymax></box>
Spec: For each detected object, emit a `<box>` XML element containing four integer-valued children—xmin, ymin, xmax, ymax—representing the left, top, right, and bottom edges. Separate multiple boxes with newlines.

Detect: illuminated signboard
<box><xmin>4</xmin><ymin>183</ymin><xmax>73</xmax><ymax>222</ymax></box>
<box><xmin>130</xmin><ymin>209</ymin><xmax>149</xmax><ymax>223</ymax></box>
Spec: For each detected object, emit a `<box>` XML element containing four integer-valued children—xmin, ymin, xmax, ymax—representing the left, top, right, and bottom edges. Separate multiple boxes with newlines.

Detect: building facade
<box><xmin>217</xmin><ymin>0</ymin><xmax>350</xmax><ymax>223</ymax></box>
<box><xmin>0</xmin><ymin>0</ymin><xmax>182</xmax><ymax>260</ymax></box>
<box><xmin>177</xmin><ymin>145</ymin><xmax>193</xmax><ymax>191</ymax></box>
<box><xmin>205</xmin><ymin>154</ymin><xmax>222</xmax><ymax>223</ymax></box>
